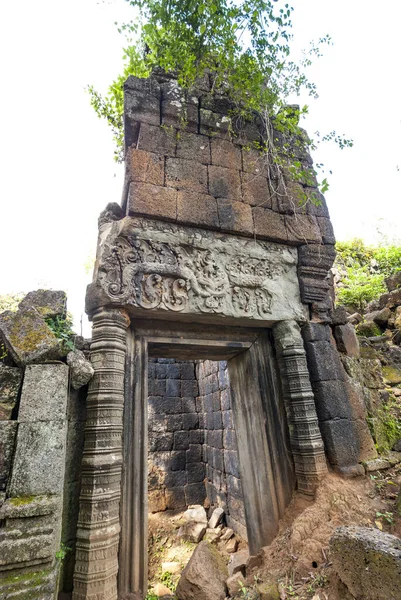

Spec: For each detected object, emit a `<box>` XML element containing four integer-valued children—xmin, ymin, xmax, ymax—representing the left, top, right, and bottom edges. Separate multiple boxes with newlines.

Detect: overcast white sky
<box><xmin>0</xmin><ymin>0</ymin><xmax>400</xmax><ymax>332</ymax></box>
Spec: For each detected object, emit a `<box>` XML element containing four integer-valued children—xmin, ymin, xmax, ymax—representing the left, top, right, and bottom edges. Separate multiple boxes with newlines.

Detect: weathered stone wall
<box><xmin>59</xmin><ymin>387</ymin><xmax>87</xmax><ymax>595</ymax></box>
<box><xmin>147</xmin><ymin>358</ymin><xmax>246</xmax><ymax>537</ymax></box>
<box><xmin>197</xmin><ymin>360</ymin><xmax>246</xmax><ymax>539</ymax></box>
<box><xmin>0</xmin><ymin>364</ymin><xmax>69</xmax><ymax>600</ymax></box>
<box><xmin>148</xmin><ymin>358</ymin><xmax>205</xmax><ymax>511</ymax></box>
<box><xmin>303</xmin><ymin>315</ymin><xmax>378</xmax><ymax>475</ymax></box>
<box><xmin>122</xmin><ymin>75</ymin><xmax>332</xmax><ymax>249</ymax></box>
<box><xmin>0</xmin><ymin>290</ymin><xmax>94</xmax><ymax>600</ymax></box>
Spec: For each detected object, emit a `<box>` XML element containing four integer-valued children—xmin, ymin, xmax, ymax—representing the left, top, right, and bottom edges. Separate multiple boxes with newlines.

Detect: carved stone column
<box><xmin>72</xmin><ymin>308</ymin><xmax>130</xmax><ymax>600</ymax></box>
<box><xmin>273</xmin><ymin>321</ymin><xmax>327</xmax><ymax>495</ymax></box>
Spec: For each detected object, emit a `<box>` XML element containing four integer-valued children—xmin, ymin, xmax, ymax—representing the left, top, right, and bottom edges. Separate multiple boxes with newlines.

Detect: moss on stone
<box><xmin>356</xmin><ymin>321</ymin><xmax>382</xmax><ymax>337</ymax></box>
<box><xmin>0</xmin><ymin>568</ymin><xmax>50</xmax><ymax>586</ymax></box>
<box><xmin>257</xmin><ymin>581</ymin><xmax>280</xmax><ymax>599</ymax></box>
<box><xmin>373</xmin><ymin>402</ymin><xmax>401</xmax><ymax>454</ymax></box>
<box><xmin>8</xmin><ymin>495</ymin><xmax>36</xmax><ymax>506</ymax></box>
<box><xmin>382</xmin><ymin>365</ymin><xmax>401</xmax><ymax>386</ymax></box>
<box><xmin>360</xmin><ymin>345</ymin><xmax>379</xmax><ymax>360</ymax></box>
<box><xmin>8</xmin><ymin>312</ymin><xmax>56</xmax><ymax>352</ymax></box>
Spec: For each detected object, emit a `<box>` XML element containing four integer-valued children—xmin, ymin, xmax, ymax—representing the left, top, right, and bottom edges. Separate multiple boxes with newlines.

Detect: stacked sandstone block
<box><xmin>0</xmin><ymin>364</ymin><xmax>70</xmax><ymax>599</ymax></box>
<box><xmin>196</xmin><ymin>360</ymin><xmax>246</xmax><ymax>539</ymax></box>
<box><xmin>123</xmin><ymin>74</ymin><xmax>334</xmax><ymax>247</ymax></box>
<box><xmin>147</xmin><ymin>359</ymin><xmax>205</xmax><ymax>511</ymax></box>
<box><xmin>147</xmin><ymin>358</ymin><xmax>246</xmax><ymax>538</ymax></box>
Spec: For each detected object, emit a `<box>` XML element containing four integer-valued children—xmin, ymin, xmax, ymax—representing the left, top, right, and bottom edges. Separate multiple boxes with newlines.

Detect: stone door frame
<box><xmin>72</xmin><ymin>311</ymin><xmax>326</xmax><ymax>600</ymax></box>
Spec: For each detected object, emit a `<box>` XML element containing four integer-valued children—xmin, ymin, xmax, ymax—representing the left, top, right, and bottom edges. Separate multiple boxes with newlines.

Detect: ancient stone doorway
<box><xmin>71</xmin><ymin>72</ymin><xmax>335</xmax><ymax>600</ymax></box>
<box><xmin>115</xmin><ymin>321</ymin><xmax>317</xmax><ymax>599</ymax></box>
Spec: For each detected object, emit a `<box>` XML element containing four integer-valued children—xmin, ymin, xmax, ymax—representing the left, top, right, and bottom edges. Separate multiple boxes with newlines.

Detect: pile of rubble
<box><xmin>148</xmin><ymin>504</ymin><xmax>265</xmax><ymax>600</ymax></box>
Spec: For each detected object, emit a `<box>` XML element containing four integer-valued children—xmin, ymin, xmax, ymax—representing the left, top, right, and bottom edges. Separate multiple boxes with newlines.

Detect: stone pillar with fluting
<box><xmin>72</xmin><ymin>308</ymin><xmax>129</xmax><ymax>600</ymax></box>
<box><xmin>273</xmin><ymin>320</ymin><xmax>327</xmax><ymax>495</ymax></box>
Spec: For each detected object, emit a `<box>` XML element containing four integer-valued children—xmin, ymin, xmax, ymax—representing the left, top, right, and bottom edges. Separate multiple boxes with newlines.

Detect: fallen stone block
<box><xmin>246</xmin><ymin>553</ymin><xmax>263</xmax><ymax>572</ymax></box>
<box><xmin>257</xmin><ymin>581</ymin><xmax>280</xmax><ymax>600</ymax></box>
<box><xmin>177</xmin><ymin>521</ymin><xmax>206</xmax><ymax>543</ymax></box>
<box><xmin>0</xmin><ymin>308</ymin><xmax>64</xmax><ymax>366</ymax></box>
<box><xmin>220</xmin><ymin>527</ymin><xmax>234</xmax><ymax>542</ymax></box>
<box><xmin>183</xmin><ymin>504</ymin><xmax>207</xmax><ymax>524</ymax></box>
<box><xmin>356</xmin><ymin>321</ymin><xmax>382</xmax><ymax>338</ymax></box>
<box><xmin>365</xmin><ymin>307</ymin><xmax>392</xmax><ymax>327</ymax></box>
<box><xmin>153</xmin><ymin>583</ymin><xmax>174</xmax><ymax>597</ymax></box>
<box><xmin>385</xmin><ymin>272</ymin><xmax>401</xmax><ymax>292</ymax></box>
<box><xmin>18</xmin><ymin>289</ymin><xmax>67</xmax><ymax>319</ymax></box>
<box><xmin>386</xmin><ymin>451</ymin><xmax>401</xmax><ymax>466</ymax></box>
<box><xmin>208</xmin><ymin>506</ymin><xmax>225</xmax><ymax>529</ymax></box>
<box><xmin>330</xmin><ymin>526</ymin><xmax>401</xmax><ymax>600</ymax></box>
<box><xmin>225</xmin><ymin>537</ymin><xmax>239</xmax><ymax>554</ymax></box>
<box><xmin>176</xmin><ymin>540</ymin><xmax>228</xmax><ymax>600</ymax></box>
<box><xmin>204</xmin><ymin>527</ymin><xmax>222</xmax><ymax>543</ymax></box>
<box><xmin>228</xmin><ymin>548</ymin><xmax>249</xmax><ymax>577</ymax></box>
<box><xmin>334</xmin><ymin>324</ymin><xmax>360</xmax><ymax>357</ymax></box>
<box><xmin>363</xmin><ymin>457</ymin><xmax>391</xmax><ymax>472</ymax></box>
<box><xmin>67</xmin><ymin>349</ymin><xmax>94</xmax><ymax>389</ymax></box>
<box><xmin>331</xmin><ymin>305</ymin><xmax>349</xmax><ymax>326</ymax></box>
<box><xmin>382</xmin><ymin>365</ymin><xmax>401</xmax><ymax>386</ymax></box>
<box><xmin>348</xmin><ymin>312</ymin><xmax>363</xmax><ymax>325</ymax></box>
<box><xmin>226</xmin><ymin>572</ymin><xmax>245</xmax><ymax>596</ymax></box>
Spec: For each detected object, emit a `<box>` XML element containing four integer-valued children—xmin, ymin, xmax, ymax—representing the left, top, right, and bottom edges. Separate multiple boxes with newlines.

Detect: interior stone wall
<box><xmin>197</xmin><ymin>360</ymin><xmax>246</xmax><ymax>539</ymax></box>
<box><xmin>147</xmin><ymin>358</ymin><xmax>246</xmax><ymax>537</ymax></box>
<box><xmin>147</xmin><ymin>358</ymin><xmax>205</xmax><ymax>511</ymax></box>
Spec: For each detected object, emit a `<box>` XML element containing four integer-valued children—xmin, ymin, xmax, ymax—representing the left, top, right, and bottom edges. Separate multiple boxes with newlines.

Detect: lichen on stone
<box><xmin>382</xmin><ymin>365</ymin><xmax>401</xmax><ymax>386</ymax></box>
<box><xmin>8</xmin><ymin>495</ymin><xmax>36</xmax><ymax>506</ymax></box>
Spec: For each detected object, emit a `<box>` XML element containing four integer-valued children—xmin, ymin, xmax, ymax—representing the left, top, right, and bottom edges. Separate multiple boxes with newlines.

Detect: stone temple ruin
<box><xmin>1</xmin><ymin>72</ymin><xmax>395</xmax><ymax>600</ymax></box>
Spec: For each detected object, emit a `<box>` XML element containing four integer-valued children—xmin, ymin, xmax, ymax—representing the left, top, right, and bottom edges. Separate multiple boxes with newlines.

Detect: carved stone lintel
<box><xmin>273</xmin><ymin>320</ymin><xmax>327</xmax><ymax>495</ymax></box>
<box><xmin>87</xmin><ymin>216</ymin><xmax>306</xmax><ymax>325</ymax></box>
<box><xmin>72</xmin><ymin>308</ymin><xmax>130</xmax><ymax>600</ymax></box>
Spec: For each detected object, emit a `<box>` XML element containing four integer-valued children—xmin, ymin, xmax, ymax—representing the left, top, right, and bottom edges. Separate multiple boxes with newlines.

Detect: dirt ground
<box><xmin>147</xmin><ymin>467</ymin><xmax>401</xmax><ymax>599</ymax></box>
<box><xmin>246</xmin><ymin>469</ymin><xmax>401</xmax><ymax>599</ymax></box>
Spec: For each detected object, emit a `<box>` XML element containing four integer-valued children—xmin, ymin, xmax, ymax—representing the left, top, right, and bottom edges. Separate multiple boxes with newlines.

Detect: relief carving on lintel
<box><xmin>87</xmin><ymin>217</ymin><xmax>306</xmax><ymax>324</ymax></box>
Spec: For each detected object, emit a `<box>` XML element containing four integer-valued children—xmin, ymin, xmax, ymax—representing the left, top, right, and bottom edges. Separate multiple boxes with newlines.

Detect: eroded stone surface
<box><xmin>18</xmin><ymin>364</ymin><xmax>68</xmax><ymax>422</ymax></box>
<box><xmin>9</xmin><ymin>421</ymin><xmax>67</xmax><ymax>495</ymax></box>
<box><xmin>0</xmin><ymin>364</ymin><xmax>23</xmax><ymax>419</ymax></box>
<box><xmin>208</xmin><ymin>507</ymin><xmax>224</xmax><ymax>529</ymax></box>
<box><xmin>0</xmin><ymin>494</ymin><xmax>59</xmax><ymax>519</ymax></box>
<box><xmin>330</xmin><ymin>526</ymin><xmax>401</xmax><ymax>600</ymax></box>
<box><xmin>228</xmin><ymin>548</ymin><xmax>249</xmax><ymax>577</ymax></box>
<box><xmin>18</xmin><ymin>289</ymin><xmax>67</xmax><ymax>319</ymax></box>
<box><xmin>183</xmin><ymin>505</ymin><xmax>207</xmax><ymax>524</ymax></box>
<box><xmin>177</xmin><ymin>521</ymin><xmax>206</xmax><ymax>543</ymax></box>
<box><xmin>334</xmin><ymin>324</ymin><xmax>360</xmax><ymax>357</ymax></box>
<box><xmin>0</xmin><ymin>421</ymin><xmax>17</xmax><ymax>493</ymax></box>
<box><xmin>176</xmin><ymin>540</ymin><xmax>228</xmax><ymax>600</ymax></box>
<box><xmin>87</xmin><ymin>216</ymin><xmax>305</xmax><ymax>324</ymax></box>
<box><xmin>0</xmin><ymin>308</ymin><xmax>63</xmax><ymax>366</ymax></box>
<box><xmin>67</xmin><ymin>349</ymin><xmax>94</xmax><ymax>389</ymax></box>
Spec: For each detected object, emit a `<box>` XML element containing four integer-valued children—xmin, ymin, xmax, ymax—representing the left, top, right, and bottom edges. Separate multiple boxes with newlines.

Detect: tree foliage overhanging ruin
<box><xmin>89</xmin><ymin>0</ymin><xmax>352</xmax><ymax>197</ymax></box>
